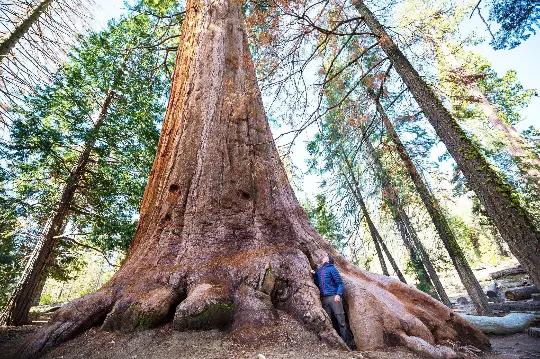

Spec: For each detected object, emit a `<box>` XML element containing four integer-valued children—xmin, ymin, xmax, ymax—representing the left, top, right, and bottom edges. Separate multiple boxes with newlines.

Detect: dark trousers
<box><xmin>321</xmin><ymin>295</ymin><xmax>349</xmax><ymax>344</ymax></box>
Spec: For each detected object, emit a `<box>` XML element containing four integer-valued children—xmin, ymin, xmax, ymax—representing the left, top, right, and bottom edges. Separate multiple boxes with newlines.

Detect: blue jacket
<box><xmin>314</xmin><ymin>263</ymin><xmax>343</xmax><ymax>296</ymax></box>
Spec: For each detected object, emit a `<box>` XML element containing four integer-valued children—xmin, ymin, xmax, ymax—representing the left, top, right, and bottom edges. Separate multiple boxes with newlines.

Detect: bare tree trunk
<box><xmin>15</xmin><ymin>1</ymin><xmax>490</xmax><ymax>357</ymax></box>
<box><xmin>398</xmin><ymin>208</ymin><xmax>453</xmax><ymax>307</ymax></box>
<box><xmin>31</xmin><ymin>276</ymin><xmax>47</xmax><ymax>307</ymax></box>
<box><xmin>377</xmin><ymin>231</ymin><xmax>407</xmax><ymax>283</ymax></box>
<box><xmin>0</xmin><ymin>87</ymin><xmax>116</xmax><ymax>326</ymax></box>
<box><xmin>372</xmin><ymin>224</ymin><xmax>390</xmax><ymax>276</ymax></box>
<box><xmin>437</xmin><ymin>42</ymin><xmax>540</xmax><ymax>192</ymax></box>
<box><xmin>367</xmin><ymin>90</ymin><xmax>490</xmax><ymax>314</ymax></box>
<box><xmin>365</xmin><ymin>134</ymin><xmax>450</xmax><ymax>305</ymax></box>
<box><xmin>0</xmin><ymin>0</ymin><xmax>53</xmax><ymax>59</ymax></box>
<box><xmin>362</xmin><ymin>131</ymin><xmax>442</xmax><ymax>299</ymax></box>
<box><xmin>352</xmin><ymin>0</ymin><xmax>540</xmax><ymax>290</ymax></box>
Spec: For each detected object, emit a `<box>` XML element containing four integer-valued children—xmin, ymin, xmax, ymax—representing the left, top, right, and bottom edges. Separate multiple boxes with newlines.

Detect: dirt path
<box><xmin>488</xmin><ymin>333</ymin><xmax>540</xmax><ymax>359</ymax></box>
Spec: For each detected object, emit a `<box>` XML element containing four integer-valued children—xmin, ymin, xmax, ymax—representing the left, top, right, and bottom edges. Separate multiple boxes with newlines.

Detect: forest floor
<box><xmin>2</xmin><ymin>260</ymin><xmax>539</xmax><ymax>359</ymax></box>
<box><xmin>1</xmin><ymin>309</ymin><xmax>539</xmax><ymax>359</ymax></box>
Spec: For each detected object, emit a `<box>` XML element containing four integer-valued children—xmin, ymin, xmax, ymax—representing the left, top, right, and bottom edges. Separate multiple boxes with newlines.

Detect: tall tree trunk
<box><xmin>352</xmin><ymin>0</ymin><xmax>540</xmax><ymax>289</ymax></box>
<box><xmin>368</xmin><ymin>90</ymin><xmax>490</xmax><ymax>315</ymax></box>
<box><xmin>397</xmin><ymin>207</ymin><xmax>453</xmax><ymax>307</ymax></box>
<box><xmin>336</xmin><ymin>144</ymin><xmax>406</xmax><ymax>283</ymax></box>
<box><xmin>0</xmin><ymin>0</ymin><xmax>53</xmax><ymax>59</ymax></box>
<box><xmin>15</xmin><ymin>1</ymin><xmax>490</xmax><ymax>357</ymax></box>
<box><xmin>372</xmin><ymin>224</ymin><xmax>390</xmax><ymax>276</ymax></box>
<box><xmin>437</xmin><ymin>42</ymin><xmax>540</xmax><ymax>192</ymax></box>
<box><xmin>362</xmin><ymin>130</ymin><xmax>442</xmax><ymax>299</ymax></box>
<box><xmin>377</xmin><ymin>230</ymin><xmax>407</xmax><ymax>283</ymax></box>
<box><xmin>0</xmin><ymin>87</ymin><xmax>116</xmax><ymax>326</ymax></box>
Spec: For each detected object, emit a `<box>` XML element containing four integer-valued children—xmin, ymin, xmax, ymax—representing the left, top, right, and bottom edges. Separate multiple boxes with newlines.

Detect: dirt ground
<box><xmin>2</xmin><ymin>261</ymin><xmax>539</xmax><ymax>358</ymax></box>
<box><xmin>1</xmin><ymin>311</ymin><xmax>539</xmax><ymax>359</ymax></box>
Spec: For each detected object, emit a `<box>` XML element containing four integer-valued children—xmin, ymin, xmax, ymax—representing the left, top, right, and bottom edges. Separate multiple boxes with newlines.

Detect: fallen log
<box><xmin>486</xmin><ymin>282</ymin><xmax>498</xmax><ymax>298</ymax></box>
<box><xmin>490</xmin><ymin>265</ymin><xmax>526</xmax><ymax>280</ymax></box>
<box><xmin>458</xmin><ymin>313</ymin><xmax>538</xmax><ymax>334</ymax></box>
<box><xmin>505</xmin><ymin>285</ymin><xmax>538</xmax><ymax>301</ymax></box>
<box><xmin>489</xmin><ymin>301</ymin><xmax>540</xmax><ymax>312</ymax></box>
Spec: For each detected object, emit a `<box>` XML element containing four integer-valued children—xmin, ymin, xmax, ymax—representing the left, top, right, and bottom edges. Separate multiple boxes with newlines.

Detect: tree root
<box><xmin>11</xmin><ymin>248</ymin><xmax>489</xmax><ymax>359</ymax></box>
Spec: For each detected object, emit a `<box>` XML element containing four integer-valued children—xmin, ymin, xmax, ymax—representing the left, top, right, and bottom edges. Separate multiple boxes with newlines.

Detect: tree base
<box><xmin>11</xmin><ymin>247</ymin><xmax>490</xmax><ymax>359</ymax></box>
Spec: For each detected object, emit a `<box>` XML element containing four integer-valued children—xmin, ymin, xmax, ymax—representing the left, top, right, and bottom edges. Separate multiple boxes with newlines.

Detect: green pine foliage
<box><xmin>0</xmin><ymin>5</ymin><xmax>182</xmax><ymax>305</ymax></box>
<box><xmin>303</xmin><ymin>194</ymin><xmax>347</xmax><ymax>252</ymax></box>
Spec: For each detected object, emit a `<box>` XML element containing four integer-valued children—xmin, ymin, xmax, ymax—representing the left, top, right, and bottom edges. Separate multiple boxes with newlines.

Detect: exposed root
<box><xmin>102</xmin><ymin>284</ymin><xmax>179</xmax><ymax>332</ymax></box>
<box><xmin>397</xmin><ymin>333</ymin><xmax>459</xmax><ymax>359</ymax></box>
<box><xmin>173</xmin><ymin>283</ymin><xmax>234</xmax><ymax>331</ymax></box>
<box><xmin>335</xmin><ymin>260</ymin><xmax>490</xmax><ymax>358</ymax></box>
<box><xmin>14</xmin><ymin>291</ymin><xmax>113</xmax><ymax>359</ymax></box>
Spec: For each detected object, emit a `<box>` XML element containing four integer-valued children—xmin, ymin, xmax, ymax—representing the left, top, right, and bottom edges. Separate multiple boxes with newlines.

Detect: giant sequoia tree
<box><xmin>16</xmin><ymin>0</ymin><xmax>489</xmax><ymax>358</ymax></box>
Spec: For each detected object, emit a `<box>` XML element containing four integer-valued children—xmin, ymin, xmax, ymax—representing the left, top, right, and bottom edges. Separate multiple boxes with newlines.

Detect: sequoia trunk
<box><xmin>353</xmin><ymin>0</ymin><xmax>540</xmax><ymax>287</ymax></box>
<box><xmin>0</xmin><ymin>87</ymin><xmax>116</xmax><ymax>326</ymax></box>
<box><xmin>15</xmin><ymin>1</ymin><xmax>490</xmax><ymax>358</ymax></box>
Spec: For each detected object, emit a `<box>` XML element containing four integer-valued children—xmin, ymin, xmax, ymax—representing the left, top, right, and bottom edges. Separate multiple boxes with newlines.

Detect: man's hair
<box><xmin>327</xmin><ymin>254</ymin><xmax>335</xmax><ymax>264</ymax></box>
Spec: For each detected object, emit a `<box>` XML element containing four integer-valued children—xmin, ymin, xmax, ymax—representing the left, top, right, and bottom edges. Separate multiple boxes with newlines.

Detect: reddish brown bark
<box><xmin>14</xmin><ymin>0</ymin><xmax>489</xmax><ymax>358</ymax></box>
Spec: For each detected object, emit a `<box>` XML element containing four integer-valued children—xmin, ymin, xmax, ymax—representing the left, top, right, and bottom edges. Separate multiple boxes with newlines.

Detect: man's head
<box><xmin>322</xmin><ymin>253</ymin><xmax>334</xmax><ymax>265</ymax></box>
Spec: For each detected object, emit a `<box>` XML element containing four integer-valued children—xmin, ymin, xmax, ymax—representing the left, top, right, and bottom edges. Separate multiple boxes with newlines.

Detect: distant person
<box><xmin>312</xmin><ymin>253</ymin><xmax>350</xmax><ymax>345</ymax></box>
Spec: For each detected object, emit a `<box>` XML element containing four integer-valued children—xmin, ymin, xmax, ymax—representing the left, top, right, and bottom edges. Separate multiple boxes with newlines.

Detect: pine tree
<box><xmin>0</xmin><ymin>10</ymin><xmax>180</xmax><ymax>326</ymax></box>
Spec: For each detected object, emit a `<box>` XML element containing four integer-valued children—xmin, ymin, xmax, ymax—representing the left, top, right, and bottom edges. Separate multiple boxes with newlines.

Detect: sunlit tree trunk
<box><xmin>15</xmin><ymin>1</ymin><xmax>490</xmax><ymax>357</ymax></box>
<box><xmin>0</xmin><ymin>0</ymin><xmax>53</xmax><ymax>59</ymax></box>
<box><xmin>367</xmin><ymin>90</ymin><xmax>490</xmax><ymax>315</ymax></box>
<box><xmin>397</xmin><ymin>206</ymin><xmax>452</xmax><ymax>307</ymax></box>
<box><xmin>363</xmin><ymin>136</ymin><xmax>451</xmax><ymax>307</ymax></box>
<box><xmin>0</xmin><ymin>87</ymin><xmax>116</xmax><ymax>326</ymax></box>
<box><xmin>353</xmin><ymin>0</ymin><xmax>540</xmax><ymax>289</ymax></box>
<box><xmin>336</xmin><ymin>144</ymin><xmax>406</xmax><ymax>282</ymax></box>
<box><xmin>437</xmin><ymin>42</ymin><xmax>540</xmax><ymax>192</ymax></box>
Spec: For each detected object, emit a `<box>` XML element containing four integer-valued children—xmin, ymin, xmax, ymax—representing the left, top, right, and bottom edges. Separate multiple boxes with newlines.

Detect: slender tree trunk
<box><xmin>368</xmin><ymin>90</ymin><xmax>490</xmax><ymax>314</ymax></box>
<box><xmin>397</xmin><ymin>207</ymin><xmax>453</xmax><ymax>307</ymax></box>
<box><xmin>0</xmin><ymin>87</ymin><xmax>116</xmax><ymax>326</ymax></box>
<box><xmin>371</xmin><ymin>221</ymin><xmax>390</xmax><ymax>276</ymax></box>
<box><xmin>31</xmin><ymin>276</ymin><xmax>47</xmax><ymax>307</ymax></box>
<box><xmin>362</xmin><ymin>131</ymin><xmax>442</xmax><ymax>298</ymax></box>
<box><xmin>437</xmin><ymin>42</ymin><xmax>540</xmax><ymax>192</ymax></box>
<box><xmin>377</xmin><ymin>229</ymin><xmax>407</xmax><ymax>283</ymax></box>
<box><xmin>353</xmin><ymin>0</ymin><xmax>540</xmax><ymax>289</ymax></box>
<box><xmin>336</xmin><ymin>144</ymin><xmax>406</xmax><ymax>283</ymax></box>
<box><xmin>15</xmin><ymin>1</ymin><xmax>490</xmax><ymax>357</ymax></box>
<box><xmin>0</xmin><ymin>0</ymin><xmax>53</xmax><ymax>60</ymax></box>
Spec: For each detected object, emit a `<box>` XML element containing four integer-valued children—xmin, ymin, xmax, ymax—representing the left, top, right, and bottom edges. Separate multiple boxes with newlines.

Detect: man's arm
<box><xmin>331</xmin><ymin>267</ymin><xmax>344</xmax><ymax>296</ymax></box>
<box><xmin>313</xmin><ymin>269</ymin><xmax>319</xmax><ymax>288</ymax></box>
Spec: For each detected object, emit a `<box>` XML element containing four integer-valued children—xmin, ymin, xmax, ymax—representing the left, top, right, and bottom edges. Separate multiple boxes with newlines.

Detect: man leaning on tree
<box><xmin>312</xmin><ymin>253</ymin><xmax>351</xmax><ymax>346</ymax></box>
